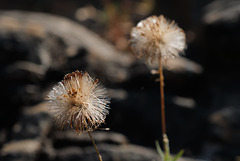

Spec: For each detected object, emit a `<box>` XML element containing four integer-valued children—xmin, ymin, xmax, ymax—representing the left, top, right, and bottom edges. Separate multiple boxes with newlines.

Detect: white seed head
<box><xmin>47</xmin><ymin>70</ymin><xmax>110</xmax><ymax>134</ymax></box>
<box><xmin>130</xmin><ymin>15</ymin><xmax>186</xmax><ymax>66</ymax></box>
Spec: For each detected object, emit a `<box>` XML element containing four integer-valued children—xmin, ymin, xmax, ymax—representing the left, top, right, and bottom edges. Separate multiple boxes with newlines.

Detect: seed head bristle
<box><xmin>130</xmin><ymin>15</ymin><xmax>186</xmax><ymax>66</ymax></box>
<box><xmin>47</xmin><ymin>70</ymin><xmax>110</xmax><ymax>134</ymax></box>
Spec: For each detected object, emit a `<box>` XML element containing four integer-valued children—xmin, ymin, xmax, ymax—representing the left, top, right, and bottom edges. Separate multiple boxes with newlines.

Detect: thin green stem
<box><xmin>163</xmin><ymin>134</ymin><xmax>170</xmax><ymax>159</ymax></box>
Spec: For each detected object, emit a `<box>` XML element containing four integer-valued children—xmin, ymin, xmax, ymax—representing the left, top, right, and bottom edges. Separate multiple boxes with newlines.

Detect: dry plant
<box><xmin>130</xmin><ymin>15</ymin><xmax>186</xmax><ymax>161</ymax></box>
<box><xmin>47</xmin><ymin>70</ymin><xmax>110</xmax><ymax>161</ymax></box>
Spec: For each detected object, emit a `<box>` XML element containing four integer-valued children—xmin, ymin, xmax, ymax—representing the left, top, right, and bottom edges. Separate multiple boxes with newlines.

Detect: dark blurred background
<box><xmin>1</xmin><ymin>0</ymin><xmax>240</xmax><ymax>161</ymax></box>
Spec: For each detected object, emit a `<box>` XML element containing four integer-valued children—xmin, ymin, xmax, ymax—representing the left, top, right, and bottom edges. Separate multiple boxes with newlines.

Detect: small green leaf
<box><xmin>172</xmin><ymin>150</ymin><xmax>184</xmax><ymax>161</ymax></box>
<box><xmin>155</xmin><ymin>140</ymin><xmax>165</xmax><ymax>160</ymax></box>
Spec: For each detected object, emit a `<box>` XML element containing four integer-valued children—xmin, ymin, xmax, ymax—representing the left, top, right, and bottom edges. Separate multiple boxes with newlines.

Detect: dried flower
<box><xmin>47</xmin><ymin>70</ymin><xmax>110</xmax><ymax>134</ymax></box>
<box><xmin>130</xmin><ymin>15</ymin><xmax>186</xmax><ymax>66</ymax></box>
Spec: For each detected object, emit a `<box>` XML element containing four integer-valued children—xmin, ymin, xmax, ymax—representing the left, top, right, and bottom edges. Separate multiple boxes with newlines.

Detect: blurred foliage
<box><xmin>156</xmin><ymin>140</ymin><xmax>184</xmax><ymax>161</ymax></box>
<box><xmin>101</xmin><ymin>0</ymin><xmax>155</xmax><ymax>50</ymax></box>
<box><xmin>76</xmin><ymin>0</ymin><xmax>155</xmax><ymax>51</ymax></box>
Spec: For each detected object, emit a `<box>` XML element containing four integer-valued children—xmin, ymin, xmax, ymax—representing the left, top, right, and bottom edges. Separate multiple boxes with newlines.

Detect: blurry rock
<box><xmin>0</xmin><ymin>10</ymin><xmax>134</xmax><ymax>83</ymax></box>
<box><xmin>203</xmin><ymin>0</ymin><xmax>240</xmax><ymax>24</ymax></box>
<box><xmin>163</xmin><ymin>57</ymin><xmax>203</xmax><ymax>74</ymax></box>
<box><xmin>12</xmin><ymin>102</ymin><xmax>52</xmax><ymax>139</ymax></box>
<box><xmin>55</xmin><ymin>144</ymin><xmax>160</xmax><ymax>161</ymax></box>
<box><xmin>41</xmin><ymin>131</ymin><xmax>204</xmax><ymax>161</ymax></box>
<box><xmin>23</xmin><ymin>102</ymin><xmax>51</xmax><ymax>115</ymax></box>
<box><xmin>172</xmin><ymin>96</ymin><xmax>196</xmax><ymax>109</ymax></box>
<box><xmin>0</xmin><ymin>23</ymin><xmax>68</xmax><ymax>70</ymax></box>
<box><xmin>209</xmin><ymin>106</ymin><xmax>240</xmax><ymax>145</ymax></box>
<box><xmin>38</xmin><ymin>139</ymin><xmax>56</xmax><ymax>161</ymax></box>
<box><xmin>5</xmin><ymin>61</ymin><xmax>45</xmax><ymax>80</ymax></box>
<box><xmin>0</xmin><ymin>13</ymin><xmax>135</xmax><ymax>138</ymax></box>
<box><xmin>202</xmin><ymin>0</ymin><xmax>240</xmax><ymax>72</ymax></box>
<box><xmin>0</xmin><ymin>129</ymin><xmax>7</xmax><ymax>148</ymax></box>
<box><xmin>53</xmin><ymin>131</ymin><xmax>129</xmax><ymax>148</ymax></box>
<box><xmin>107</xmin><ymin>89</ymin><xmax>128</xmax><ymax>101</ymax></box>
<box><xmin>200</xmin><ymin>1</ymin><xmax>240</xmax><ymax>158</ymax></box>
<box><xmin>179</xmin><ymin>157</ymin><xmax>206</xmax><ymax>161</ymax></box>
<box><xmin>1</xmin><ymin>139</ymin><xmax>41</xmax><ymax>161</ymax></box>
<box><xmin>200</xmin><ymin>143</ymin><xmax>240</xmax><ymax>161</ymax></box>
<box><xmin>0</xmin><ymin>102</ymin><xmax>52</xmax><ymax>161</ymax></box>
<box><xmin>0</xmin><ymin>10</ymin><xmax>202</xmax><ymax>83</ymax></box>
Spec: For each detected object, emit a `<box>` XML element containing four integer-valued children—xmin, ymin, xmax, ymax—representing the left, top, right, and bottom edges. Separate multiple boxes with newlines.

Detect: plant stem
<box><xmin>159</xmin><ymin>59</ymin><xmax>168</xmax><ymax>153</ymax></box>
<box><xmin>159</xmin><ymin>59</ymin><xmax>166</xmax><ymax>135</ymax></box>
<box><xmin>163</xmin><ymin>134</ymin><xmax>170</xmax><ymax>158</ymax></box>
<box><xmin>87</xmin><ymin>130</ymin><xmax>103</xmax><ymax>161</ymax></box>
<box><xmin>84</xmin><ymin>120</ymin><xmax>102</xmax><ymax>161</ymax></box>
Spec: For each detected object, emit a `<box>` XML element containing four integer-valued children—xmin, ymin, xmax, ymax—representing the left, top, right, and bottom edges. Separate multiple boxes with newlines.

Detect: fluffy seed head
<box><xmin>47</xmin><ymin>70</ymin><xmax>110</xmax><ymax>134</ymax></box>
<box><xmin>130</xmin><ymin>15</ymin><xmax>186</xmax><ymax>66</ymax></box>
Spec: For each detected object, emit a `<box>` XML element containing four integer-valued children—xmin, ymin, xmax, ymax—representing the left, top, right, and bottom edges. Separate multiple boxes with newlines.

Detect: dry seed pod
<box><xmin>47</xmin><ymin>70</ymin><xmax>110</xmax><ymax>134</ymax></box>
<box><xmin>130</xmin><ymin>15</ymin><xmax>186</xmax><ymax>66</ymax></box>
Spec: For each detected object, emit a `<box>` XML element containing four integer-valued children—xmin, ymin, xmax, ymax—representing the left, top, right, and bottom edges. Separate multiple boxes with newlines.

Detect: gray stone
<box><xmin>12</xmin><ymin>103</ymin><xmax>52</xmax><ymax>139</ymax></box>
<box><xmin>55</xmin><ymin>144</ymin><xmax>161</xmax><ymax>161</ymax></box>
<box><xmin>1</xmin><ymin>139</ymin><xmax>41</xmax><ymax>161</ymax></box>
<box><xmin>53</xmin><ymin>131</ymin><xmax>129</xmax><ymax>147</ymax></box>
<box><xmin>209</xmin><ymin>106</ymin><xmax>240</xmax><ymax>145</ymax></box>
<box><xmin>203</xmin><ymin>0</ymin><xmax>240</xmax><ymax>24</ymax></box>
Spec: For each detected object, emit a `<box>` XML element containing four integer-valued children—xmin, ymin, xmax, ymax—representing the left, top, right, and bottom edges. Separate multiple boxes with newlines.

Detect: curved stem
<box><xmin>87</xmin><ymin>130</ymin><xmax>103</xmax><ymax>161</ymax></box>
<box><xmin>84</xmin><ymin>121</ymin><xmax>103</xmax><ymax>161</ymax></box>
